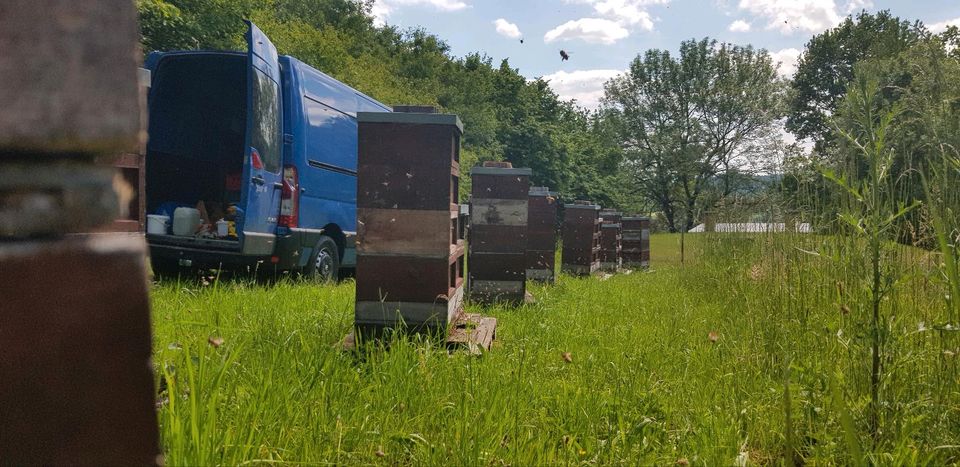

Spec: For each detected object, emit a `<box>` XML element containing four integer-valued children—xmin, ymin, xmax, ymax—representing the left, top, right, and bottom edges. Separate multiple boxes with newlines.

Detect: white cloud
<box><xmin>589</xmin><ymin>0</ymin><xmax>658</xmax><ymax>29</ymax></box>
<box><xmin>930</xmin><ymin>17</ymin><xmax>960</xmax><ymax>33</ymax></box>
<box><xmin>845</xmin><ymin>0</ymin><xmax>872</xmax><ymax>13</ymax></box>
<box><xmin>540</xmin><ymin>69</ymin><xmax>624</xmax><ymax>109</ymax></box>
<box><xmin>371</xmin><ymin>0</ymin><xmax>468</xmax><ymax>26</ymax></box>
<box><xmin>736</xmin><ymin>0</ymin><xmax>870</xmax><ymax>35</ymax></box>
<box><xmin>544</xmin><ymin>18</ymin><xmax>630</xmax><ymax>45</ymax></box>
<box><xmin>728</xmin><ymin>19</ymin><xmax>752</xmax><ymax>32</ymax></box>
<box><xmin>548</xmin><ymin>0</ymin><xmax>664</xmax><ymax>43</ymax></box>
<box><xmin>493</xmin><ymin>18</ymin><xmax>522</xmax><ymax>39</ymax></box>
<box><xmin>769</xmin><ymin>47</ymin><xmax>800</xmax><ymax>77</ymax></box>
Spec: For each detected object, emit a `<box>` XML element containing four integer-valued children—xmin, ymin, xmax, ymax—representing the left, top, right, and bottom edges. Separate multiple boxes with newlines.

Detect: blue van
<box><xmin>144</xmin><ymin>21</ymin><xmax>390</xmax><ymax>280</ymax></box>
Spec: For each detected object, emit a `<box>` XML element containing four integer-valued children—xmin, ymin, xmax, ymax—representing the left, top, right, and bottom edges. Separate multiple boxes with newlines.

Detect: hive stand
<box><xmin>622</xmin><ymin>216</ymin><xmax>651</xmax><ymax>269</ymax></box>
<box><xmin>561</xmin><ymin>201</ymin><xmax>601</xmax><ymax>276</ymax></box>
<box><xmin>526</xmin><ymin>187</ymin><xmax>558</xmax><ymax>283</ymax></box>
<box><xmin>468</xmin><ymin>161</ymin><xmax>532</xmax><ymax>305</ymax></box>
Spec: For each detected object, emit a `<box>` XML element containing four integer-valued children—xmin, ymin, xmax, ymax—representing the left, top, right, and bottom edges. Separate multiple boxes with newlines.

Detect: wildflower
<box><xmin>562</xmin><ymin>352</ymin><xmax>573</xmax><ymax>363</ymax></box>
<box><xmin>918</xmin><ymin>321</ymin><xmax>927</xmax><ymax>332</ymax></box>
<box><xmin>208</xmin><ymin>336</ymin><xmax>224</xmax><ymax>348</ymax></box>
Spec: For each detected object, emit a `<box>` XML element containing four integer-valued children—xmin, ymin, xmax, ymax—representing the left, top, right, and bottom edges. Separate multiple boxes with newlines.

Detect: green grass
<box><xmin>151</xmin><ymin>233</ymin><xmax>960</xmax><ymax>465</ymax></box>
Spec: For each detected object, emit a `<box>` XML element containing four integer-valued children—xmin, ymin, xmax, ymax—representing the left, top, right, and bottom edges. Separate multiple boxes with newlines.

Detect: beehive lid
<box><xmin>529</xmin><ymin>186</ymin><xmax>557</xmax><ymax>197</ymax></box>
<box><xmin>357</xmin><ymin>111</ymin><xmax>463</xmax><ymax>133</ymax></box>
<box><xmin>565</xmin><ymin>202</ymin><xmax>600</xmax><ymax>210</ymax></box>
<box><xmin>471</xmin><ymin>165</ymin><xmax>533</xmax><ymax>176</ymax></box>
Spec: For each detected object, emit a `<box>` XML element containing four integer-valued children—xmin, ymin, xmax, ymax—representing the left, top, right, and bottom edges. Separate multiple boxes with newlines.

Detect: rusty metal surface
<box><xmin>0</xmin><ymin>1</ymin><xmax>142</xmax><ymax>154</ymax></box>
<box><xmin>0</xmin><ymin>237</ymin><xmax>160</xmax><ymax>466</ymax></box>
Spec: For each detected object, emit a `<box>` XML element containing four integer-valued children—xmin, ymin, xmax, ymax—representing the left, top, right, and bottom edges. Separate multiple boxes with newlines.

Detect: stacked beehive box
<box><xmin>561</xmin><ymin>201</ymin><xmax>601</xmax><ymax>276</ymax></box>
<box><xmin>0</xmin><ymin>3</ymin><xmax>161</xmax><ymax>464</ymax></box>
<box><xmin>468</xmin><ymin>161</ymin><xmax>531</xmax><ymax>304</ymax></box>
<box><xmin>622</xmin><ymin>216</ymin><xmax>650</xmax><ymax>268</ymax></box>
<box><xmin>355</xmin><ymin>110</ymin><xmax>465</xmax><ymax>334</ymax></box>
<box><xmin>599</xmin><ymin>209</ymin><xmax>623</xmax><ymax>271</ymax></box>
<box><xmin>526</xmin><ymin>186</ymin><xmax>558</xmax><ymax>283</ymax></box>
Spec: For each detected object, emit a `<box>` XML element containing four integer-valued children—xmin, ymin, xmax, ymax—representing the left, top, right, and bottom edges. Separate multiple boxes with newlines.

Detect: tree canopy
<box><xmin>603</xmin><ymin>38</ymin><xmax>784</xmax><ymax>232</ymax></box>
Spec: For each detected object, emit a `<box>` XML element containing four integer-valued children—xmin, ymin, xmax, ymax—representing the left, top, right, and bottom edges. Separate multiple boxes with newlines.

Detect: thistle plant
<box><xmin>822</xmin><ymin>76</ymin><xmax>920</xmax><ymax>445</ymax></box>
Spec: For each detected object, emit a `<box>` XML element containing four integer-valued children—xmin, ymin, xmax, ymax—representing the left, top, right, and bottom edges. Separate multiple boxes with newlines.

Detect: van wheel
<box><xmin>305</xmin><ymin>236</ymin><xmax>340</xmax><ymax>282</ymax></box>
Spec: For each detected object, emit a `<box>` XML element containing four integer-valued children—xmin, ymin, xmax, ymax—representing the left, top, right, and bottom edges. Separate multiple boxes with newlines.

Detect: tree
<box><xmin>787</xmin><ymin>10</ymin><xmax>921</xmax><ymax>152</ymax></box>
<box><xmin>604</xmin><ymin>38</ymin><xmax>783</xmax><ymax>232</ymax></box>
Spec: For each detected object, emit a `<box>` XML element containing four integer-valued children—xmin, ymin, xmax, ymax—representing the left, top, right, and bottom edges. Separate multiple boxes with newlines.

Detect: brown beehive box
<box><xmin>355</xmin><ymin>111</ymin><xmax>465</xmax><ymax>334</ymax></box>
<box><xmin>526</xmin><ymin>187</ymin><xmax>558</xmax><ymax>282</ymax></box>
<box><xmin>599</xmin><ymin>210</ymin><xmax>623</xmax><ymax>271</ymax></box>
<box><xmin>561</xmin><ymin>202</ymin><xmax>601</xmax><ymax>276</ymax></box>
<box><xmin>468</xmin><ymin>163</ymin><xmax>532</xmax><ymax>304</ymax></box>
<box><xmin>622</xmin><ymin>216</ymin><xmax>651</xmax><ymax>268</ymax></box>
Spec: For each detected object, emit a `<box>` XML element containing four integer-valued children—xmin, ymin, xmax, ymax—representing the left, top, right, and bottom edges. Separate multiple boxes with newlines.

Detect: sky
<box><xmin>370</xmin><ymin>0</ymin><xmax>960</xmax><ymax>110</ymax></box>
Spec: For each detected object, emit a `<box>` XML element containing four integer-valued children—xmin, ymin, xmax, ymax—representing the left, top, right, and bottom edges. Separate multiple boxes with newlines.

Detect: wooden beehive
<box><xmin>468</xmin><ymin>161</ymin><xmax>531</xmax><ymax>304</ymax></box>
<box><xmin>561</xmin><ymin>201</ymin><xmax>601</xmax><ymax>276</ymax></box>
<box><xmin>0</xmin><ymin>2</ymin><xmax>160</xmax><ymax>464</ymax></box>
<box><xmin>599</xmin><ymin>209</ymin><xmax>622</xmax><ymax>271</ymax></box>
<box><xmin>622</xmin><ymin>216</ymin><xmax>651</xmax><ymax>268</ymax></box>
<box><xmin>355</xmin><ymin>111</ymin><xmax>465</xmax><ymax>334</ymax></box>
<box><xmin>526</xmin><ymin>186</ymin><xmax>558</xmax><ymax>283</ymax></box>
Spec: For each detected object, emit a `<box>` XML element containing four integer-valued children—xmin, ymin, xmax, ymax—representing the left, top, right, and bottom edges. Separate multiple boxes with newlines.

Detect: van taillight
<box><xmin>279</xmin><ymin>165</ymin><xmax>298</xmax><ymax>228</ymax></box>
<box><xmin>251</xmin><ymin>148</ymin><xmax>264</xmax><ymax>170</ymax></box>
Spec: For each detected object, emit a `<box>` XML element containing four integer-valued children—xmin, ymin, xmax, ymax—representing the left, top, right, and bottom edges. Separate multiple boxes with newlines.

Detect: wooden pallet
<box><xmin>446</xmin><ymin>313</ymin><xmax>497</xmax><ymax>355</ymax></box>
<box><xmin>342</xmin><ymin>312</ymin><xmax>497</xmax><ymax>355</ymax></box>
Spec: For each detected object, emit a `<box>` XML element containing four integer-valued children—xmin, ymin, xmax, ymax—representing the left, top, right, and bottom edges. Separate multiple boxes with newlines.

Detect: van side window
<box><xmin>252</xmin><ymin>69</ymin><xmax>281</xmax><ymax>173</ymax></box>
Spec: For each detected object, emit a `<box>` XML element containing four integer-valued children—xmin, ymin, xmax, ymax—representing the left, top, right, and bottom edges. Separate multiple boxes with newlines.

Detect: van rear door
<box><xmin>240</xmin><ymin>21</ymin><xmax>284</xmax><ymax>256</ymax></box>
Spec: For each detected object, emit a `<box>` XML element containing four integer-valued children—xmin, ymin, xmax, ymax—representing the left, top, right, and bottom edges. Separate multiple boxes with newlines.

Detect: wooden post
<box><xmin>468</xmin><ymin>161</ymin><xmax>531</xmax><ymax>304</ymax></box>
<box><xmin>0</xmin><ymin>2</ymin><xmax>161</xmax><ymax>465</ymax></box>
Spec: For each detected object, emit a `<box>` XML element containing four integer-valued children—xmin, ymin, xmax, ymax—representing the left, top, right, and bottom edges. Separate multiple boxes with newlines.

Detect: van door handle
<box><xmin>251</xmin><ymin>175</ymin><xmax>265</xmax><ymax>186</ymax></box>
<box><xmin>273</xmin><ymin>182</ymin><xmax>283</xmax><ymax>190</ymax></box>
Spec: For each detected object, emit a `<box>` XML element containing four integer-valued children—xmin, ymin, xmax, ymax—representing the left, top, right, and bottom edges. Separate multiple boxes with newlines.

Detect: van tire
<box><xmin>305</xmin><ymin>235</ymin><xmax>340</xmax><ymax>282</ymax></box>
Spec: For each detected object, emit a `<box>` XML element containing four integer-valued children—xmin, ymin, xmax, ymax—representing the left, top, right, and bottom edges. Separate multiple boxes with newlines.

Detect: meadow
<box><xmin>151</xmin><ymin>233</ymin><xmax>960</xmax><ymax>465</ymax></box>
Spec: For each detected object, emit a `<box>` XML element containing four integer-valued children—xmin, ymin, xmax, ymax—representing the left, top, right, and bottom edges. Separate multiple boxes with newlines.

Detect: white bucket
<box><xmin>216</xmin><ymin>219</ymin><xmax>229</xmax><ymax>238</ymax></box>
<box><xmin>146</xmin><ymin>214</ymin><xmax>170</xmax><ymax>235</ymax></box>
<box><xmin>172</xmin><ymin>207</ymin><xmax>202</xmax><ymax>236</ymax></box>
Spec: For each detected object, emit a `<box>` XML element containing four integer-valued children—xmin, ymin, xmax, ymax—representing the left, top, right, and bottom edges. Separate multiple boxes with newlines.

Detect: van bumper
<box><xmin>148</xmin><ymin>242</ymin><xmax>268</xmax><ymax>270</ymax></box>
